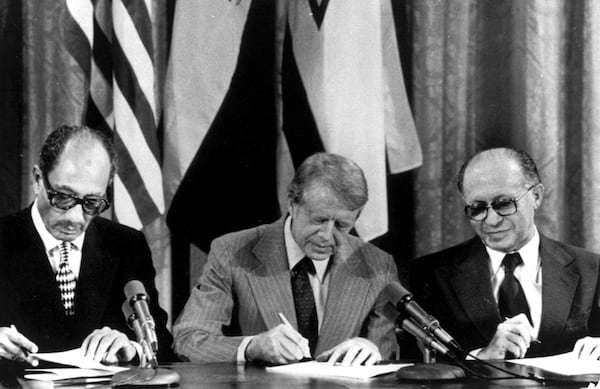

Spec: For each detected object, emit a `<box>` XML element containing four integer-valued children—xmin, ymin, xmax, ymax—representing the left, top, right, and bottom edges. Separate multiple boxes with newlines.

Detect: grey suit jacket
<box><xmin>410</xmin><ymin>234</ymin><xmax>600</xmax><ymax>357</ymax></box>
<box><xmin>173</xmin><ymin>218</ymin><xmax>399</xmax><ymax>362</ymax></box>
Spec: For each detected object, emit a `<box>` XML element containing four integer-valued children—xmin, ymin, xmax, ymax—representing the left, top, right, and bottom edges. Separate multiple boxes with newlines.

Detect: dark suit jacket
<box><xmin>410</xmin><ymin>235</ymin><xmax>600</xmax><ymax>357</ymax></box>
<box><xmin>173</xmin><ymin>217</ymin><xmax>400</xmax><ymax>362</ymax></box>
<box><xmin>0</xmin><ymin>207</ymin><xmax>174</xmax><ymax>362</ymax></box>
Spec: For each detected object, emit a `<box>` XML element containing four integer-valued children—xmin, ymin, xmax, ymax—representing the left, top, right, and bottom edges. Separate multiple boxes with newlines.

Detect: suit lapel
<box><xmin>247</xmin><ymin>219</ymin><xmax>297</xmax><ymax>330</ymax></box>
<box><xmin>75</xmin><ymin>220</ymin><xmax>118</xmax><ymax>331</ymax></box>
<box><xmin>538</xmin><ymin>235</ymin><xmax>578</xmax><ymax>341</ymax></box>
<box><xmin>318</xmin><ymin>238</ymin><xmax>371</xmax><ymax>352</ymax></box>
<box><xmin>9</xmin><ymin>209</ymin><xmax>66</xmax><ymax>321</ymax></box>
<box><xmin>449</xmin><ymin>238</ymin><xmax>501</xmax><ymax>341</ymax></box>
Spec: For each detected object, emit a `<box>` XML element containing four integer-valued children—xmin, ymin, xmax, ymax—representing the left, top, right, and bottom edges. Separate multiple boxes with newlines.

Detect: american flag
<box><xmin>65</xmin><ymin>0</ymin><xmax>164</xmax><ymax>229</ymax></box>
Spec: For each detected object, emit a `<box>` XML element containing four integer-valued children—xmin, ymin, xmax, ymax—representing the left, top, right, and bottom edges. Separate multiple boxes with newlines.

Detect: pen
<box><xmin>278</xmin><ymin>312</ymin><xmax>311</xmax><ymax>359</ymax></box>
<box><xmin>278</xmin><ymin>312</ymin><xmax>293</xmax><ymax>328</ymax></box>
<box><xmin>9</xmin><ymin>325</ymin><xmax>29</xmax><ymax>358</ymax></box>
<box><xmin>503</xmin><ymin>317</ymin><xmax>541</xmax><ymax>344</ymax></box>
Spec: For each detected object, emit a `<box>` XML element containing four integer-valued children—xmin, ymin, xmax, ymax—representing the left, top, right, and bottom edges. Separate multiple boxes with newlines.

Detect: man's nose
<box><xmin>63</xmin><ymin>204</ymin><xmax>86</xmax><ymax>224</ymax></box>
<box><xmin>484</xmin><ymin>207</ymin><xmax>503</xmax><ymax>226</ymax></box>
<box><xmin>319</xmin><ymin>220</ymin><xmax>335</xmax><ymax>240</ymax></box>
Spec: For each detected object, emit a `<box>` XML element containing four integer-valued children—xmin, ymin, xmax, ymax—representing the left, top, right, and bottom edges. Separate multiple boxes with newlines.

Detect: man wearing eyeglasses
<box><xmin>0</xmin><ymin>125</ymin><xmax>173</xmax><ymax>366</ymax></box>
<box><xmin>410</xmin><ymin>148</ymin><xmax>600</xmax><ymax>360</ymax></box>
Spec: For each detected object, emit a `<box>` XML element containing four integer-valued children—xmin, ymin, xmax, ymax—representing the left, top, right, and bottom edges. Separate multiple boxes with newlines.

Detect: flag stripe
<box><xmin>113</xmin><ymin>175</ymin><xmax>143</xmax><ymax>229</ymax></box>
<box><xmin>85</xmin><ymin>98</ymin><xmax>112</xmax><ymax>135</ymax></box>
<box><xmin>122</xmin><ymin>0</ymin><xmax>154</xmax><ymax>57</ymax></box>
<box><xmin>90</xmin><ymin>16</ymin><xmax>112</xmax><ymax>84</ymax></box>
<box><xmin>281</xmin><ymin>22</ymin><xmax>324</xmax><ymax>168</ymax></box>
<box><xmin>113</xmin><ymin>131</ymin><xmax>161</xmax><ymax>224</ymax></box>
<box><xmin>165</xmin><ymin>0</ymin><xmax>279</xmax><ymax>250</ymax></box>
<box><xmin>112</xmin><ymin>41</ymin><xmax>159</xmax><ymax>156</ymax></box>
<box><xmin>113</xmin><ymin>82</ymin><xmax>164</xmax><ymax>210</ymax></box>
<box><xmin>113</xmin><ymin>0</ymin><xmax>157</xmax><ymax>123</ymax></box>
<box><xmin>87</xmin><ymin>61</ymin><xmax>114</xmax><ymax>129</ymax></box>
<box><xmin>64</xmin><ymin>0</ymin><xmax>93</xmax><ymax>79</ymax></box>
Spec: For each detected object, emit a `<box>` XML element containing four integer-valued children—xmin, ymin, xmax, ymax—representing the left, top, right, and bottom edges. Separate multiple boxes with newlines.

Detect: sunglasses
<box><xmin>464</xmin><ymin>185</ymin><xmax>535</xmax><ymax>221</ymax></box>
<box><xmin>43</xmin><ymin>174</ymin><xmax>110</xmax><ymax>216</ymax></box>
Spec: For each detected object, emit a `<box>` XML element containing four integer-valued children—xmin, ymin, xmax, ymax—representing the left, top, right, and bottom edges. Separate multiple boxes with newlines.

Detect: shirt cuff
<box><xmin>466</xmin><ymin>348</ymin><xmax>482</xmax><ymax>360</ymax></box>
<box><xmin>237</xmin><ymin>336</ymin><xmax>255</xmax><ymax>363</ymax></box>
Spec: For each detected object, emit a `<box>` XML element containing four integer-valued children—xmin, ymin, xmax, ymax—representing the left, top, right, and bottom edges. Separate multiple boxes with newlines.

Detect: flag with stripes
<box><xmin>276</xmin><ymin>0</ymin><xmax>422</xmax><ymax>241</ymax></box>
<box><xmin>164</xmin><ymin>0</ymin><xmax>280</xmax><ymax>251</ymax></box>
<box><xmin>64</xmin><ymin>0</ymin><xmax>164</xmax><ymax>229</ymax></box>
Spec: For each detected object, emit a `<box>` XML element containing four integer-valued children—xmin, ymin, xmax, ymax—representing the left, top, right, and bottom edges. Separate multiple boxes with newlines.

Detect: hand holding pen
<box><xmin>278</xmin><ymin>313</ymin><xmax>312</xmax><ymax>360</ymax></box>
<box><xmin>244</xmin><ymin>313</ymin><xmax>311</xmax><ymax>365</ymax></box>
<box><xmin>0</xmin><ymin>325</ymin><xmax>39</xmax><ymax>366</ymax></box>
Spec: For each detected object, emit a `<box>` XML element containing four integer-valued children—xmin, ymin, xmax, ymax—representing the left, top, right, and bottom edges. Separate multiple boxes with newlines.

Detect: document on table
<box><xmin>510</xmin><ymin>352</ymin><xmax>600</xmax><ymax>376</ymax></box>
<box><xmin>266</xmin><ymin>361</ymin><xmax>411</xmax><ymax>379</ymax></box>
<box><xmin>24</xmin><ymin>348</ymin><xmax>128</xmax><ymax>382</ymax></box>
<box><xmin>23</xmin><ymin>368</ymin><xmax>114</xmax><ymax>383</ymax></box>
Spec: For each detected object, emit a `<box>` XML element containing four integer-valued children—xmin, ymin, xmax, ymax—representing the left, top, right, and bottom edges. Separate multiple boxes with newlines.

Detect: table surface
<box><xmin>1</xmin><ymin>361</ymin><xmax>599</xmax><ymax>388</ymax></box>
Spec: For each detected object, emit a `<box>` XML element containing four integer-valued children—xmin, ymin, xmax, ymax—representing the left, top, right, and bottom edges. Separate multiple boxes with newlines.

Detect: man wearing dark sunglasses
<box><xmin>410</xmin><ymin>148</ymin><xmax>600</xmax><ymax>360</ymax></box>
<box><xmin>0</xmin><ymin>125</ymin><xmax>173</xmax><ymax>367</ymax></box>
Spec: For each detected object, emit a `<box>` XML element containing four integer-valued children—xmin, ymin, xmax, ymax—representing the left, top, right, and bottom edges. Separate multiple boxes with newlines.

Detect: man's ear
<box><xmin>32</xmin><ymin>165</ymin><xmax>43</xmax><ymax>195</ymax></box>
<box><xmin>532</xmin><ymin>183</ymin><xmax>544</xmax><ymax>208</ymax></box>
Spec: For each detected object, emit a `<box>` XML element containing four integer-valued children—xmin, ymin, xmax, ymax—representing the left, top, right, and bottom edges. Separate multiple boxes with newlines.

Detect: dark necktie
<box><xmin>498</xmin><ymin>252</ymin><xmax>531</xmax><ymax>324</ymax></box>
<box><xmin>291</xmin><ymin>257</ymin><xmax>319</xmax><ymax>354</ymax></box>
<box><xmin>56</xmin><ymin>242</ymin><xmax>76</xmax><ymax>316</ymax></box>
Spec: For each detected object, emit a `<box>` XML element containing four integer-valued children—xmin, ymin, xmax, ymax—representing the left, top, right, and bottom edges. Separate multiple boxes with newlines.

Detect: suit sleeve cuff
<box><xmin>237</xmin><ymin>336</ymin><xmax>255</xmax><ymax>363</ymax></box>
<box><xmin>466</xmin><ymin>348</ymin><xmax>482</xmax><ymax>360</ymax></box>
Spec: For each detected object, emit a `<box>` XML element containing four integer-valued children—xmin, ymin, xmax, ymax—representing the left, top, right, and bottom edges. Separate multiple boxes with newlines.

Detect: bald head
<box><xmin>458</xmin><ymin>148</ymin><xmax>541</xmax><ymax>194</ymax></box>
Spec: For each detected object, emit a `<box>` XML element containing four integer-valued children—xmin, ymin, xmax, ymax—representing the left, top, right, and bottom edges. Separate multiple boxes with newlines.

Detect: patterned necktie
<box><xmin>56</xmin><ymin>242</ymin><xmax>76</xmax><ymax>317</ymax></box>
<box><xmin>498</xmin><ymin>252</ymin><xmax>531</xmax><ymax>324</ymax></box>
<box><xmin>291</xmin><ymin>257</ymin><xmax>319</xmax><ymax>354</ymax></box>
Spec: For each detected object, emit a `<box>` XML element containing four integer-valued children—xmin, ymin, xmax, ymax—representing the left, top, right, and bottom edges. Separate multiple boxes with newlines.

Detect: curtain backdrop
<box><xmin>2</xmin><ymin>0</ymin><xmax>600</xmax><ymax>320</ymax></box>
<box><xmin>411</xmin><ymin>0</ymin><xmax>600</xmax><ymax>257</ymax></box>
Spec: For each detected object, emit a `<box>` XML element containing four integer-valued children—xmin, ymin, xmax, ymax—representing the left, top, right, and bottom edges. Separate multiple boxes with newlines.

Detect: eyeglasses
<box><xmin>464</xmin><ymin>185</ymin><xmax>535</xmax><ymax>221</ymax></box>
<box><xmin>43</xmin><ymin>174</ymin><xmax>111</xmax><ymax>216</ymax></box>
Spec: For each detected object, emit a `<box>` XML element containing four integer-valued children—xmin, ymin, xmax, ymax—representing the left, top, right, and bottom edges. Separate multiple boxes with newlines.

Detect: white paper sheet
<box><xmin>266</xmin><ymin>361</ymin><xmax>411</xmax><ymax>380</ymax></box>
<box><xmin>510</xmin><ymin>352</ymin><xmax>600</xmax><ymax>376</ymax></box>
<box><xmin>23</xmin><ymin>368</ymin><xmax>113</xmax><ymax>382</ymax></box>
<box><xmin>30</xmin><ymin>348</ymin><xmax>128</xmax><ymax>373</ymax></box>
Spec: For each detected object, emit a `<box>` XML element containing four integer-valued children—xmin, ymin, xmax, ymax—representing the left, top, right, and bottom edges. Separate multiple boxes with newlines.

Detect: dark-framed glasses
<box><xmin>464</xmin><ymin>185</ymin><xmax>535</xmax><ymax>221</ymax></box>
<box><xmin>43</xmin><ymin>174</ymin><xmax>110</xmax><ymax>216</ymax></box>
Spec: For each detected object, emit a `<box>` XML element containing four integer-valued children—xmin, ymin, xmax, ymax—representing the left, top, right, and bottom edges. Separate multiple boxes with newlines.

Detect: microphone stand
<box><xmin>395</xmin><ymin>318</ymin><xmax>466</xmax><ymax>381</ymax></box>
<box><xmin>113</xmin><ymin>300</ymin><xmax>179</xmax><ymax>387</ymax></box>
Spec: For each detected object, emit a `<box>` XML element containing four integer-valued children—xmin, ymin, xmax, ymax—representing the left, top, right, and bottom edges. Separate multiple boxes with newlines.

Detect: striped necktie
<box><xmin>56</xmin><ymin>242</ymin><xmax>76</xmax><ymax>316</ymax></box>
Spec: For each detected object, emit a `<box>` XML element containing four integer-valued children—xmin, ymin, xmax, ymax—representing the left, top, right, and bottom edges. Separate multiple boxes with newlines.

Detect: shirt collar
<box><xmin>284</xmin><ymin>215</ymin><xmax>329</xmax><ymax>282</ymax></box>
<box><xmin>486</xmin><ymin>227</ymin><xmax>540</xmax><ymax>275</ymax></box>
<box><xmin>31</xmin><ymin>199</ymin><xmax>85</xmax><ymax>253</ymax></box>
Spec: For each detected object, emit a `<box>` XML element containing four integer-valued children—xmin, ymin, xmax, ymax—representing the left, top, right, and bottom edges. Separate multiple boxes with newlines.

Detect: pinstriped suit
<box><xmin>173</xmin><ymin>218</ymin><xmax>399</xmax><ymax>363</ymax></box>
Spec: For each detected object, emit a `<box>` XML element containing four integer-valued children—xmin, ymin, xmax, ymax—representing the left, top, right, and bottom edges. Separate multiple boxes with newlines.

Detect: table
<box><xmin>1</xmin><ymin>361</ymin><xmax>598</xmax><ymax>388</ymax></box>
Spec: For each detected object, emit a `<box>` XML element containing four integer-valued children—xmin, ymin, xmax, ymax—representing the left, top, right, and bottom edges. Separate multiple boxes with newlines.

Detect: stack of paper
<box><xmin>23</xmin><ymin>348</ymin><xmax>128</xmax><ymax>383</ymax></box>
<box><xmin>510</xmin><ymin>352</ymin><xmax>600</xmax><ymax>376</ymax></box>
<box><xmin>266</xmin><ymin>361</ymin><xmax>411</xmax><ymax>380</ymax></box>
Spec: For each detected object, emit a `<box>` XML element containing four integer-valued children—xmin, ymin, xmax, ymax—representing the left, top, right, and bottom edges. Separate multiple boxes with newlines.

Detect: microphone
<box><xmin>402</xmin><ymin>318</ymin><xmax>455</xmax><ymax>359</ymax></box>
<box><xmin>384</xmin><ymin>282</ymin><xmax>460</xmax><ymax>350</ymax></box>
<box><xmin>121</xmin><ymin>301</ymin><xmax>158</xmax><ymax>369</ymax></box>
<box><xmin>124</xmin><ymin>280</ymin><xmax>159</xmax><ymax>355</ymax></box>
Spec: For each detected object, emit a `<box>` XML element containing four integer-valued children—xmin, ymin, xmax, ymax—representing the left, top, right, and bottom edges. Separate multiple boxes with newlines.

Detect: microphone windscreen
<box><xmin>383</xmin><ymin>282</ymin><xmax>412</xmax><ymax>306</ymax></box>
<box><xmin>124</xmin><ymin>280</ymin><xmax>147</xmax><ymax>300</ymax></box>
<box><xmin>121</xmin><ymin>300</ymin><xmax>135</xmax><ymax>319</ymax></box>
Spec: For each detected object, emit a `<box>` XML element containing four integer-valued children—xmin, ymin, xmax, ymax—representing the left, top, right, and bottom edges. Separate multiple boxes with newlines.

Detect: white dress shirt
<box><xmin>485</xmin><ymin>228</ymin><xmax>542</xmax><ymax>338</ymax></box>
<box><xmin>31</xmin><ymin>199</ymin><xmax>85</xmax><ymax>278</ymax></box>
